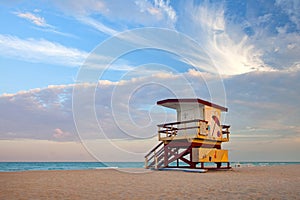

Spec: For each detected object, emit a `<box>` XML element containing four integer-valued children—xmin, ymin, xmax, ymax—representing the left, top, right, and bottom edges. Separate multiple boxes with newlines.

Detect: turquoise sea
<box><xmin>0</xmin><ymin>162</ymin><xmax>299</xmax><ymax>172</ymax></box>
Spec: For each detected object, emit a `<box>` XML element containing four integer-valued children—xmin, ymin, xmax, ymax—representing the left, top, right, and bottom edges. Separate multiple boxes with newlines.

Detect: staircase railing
<box><xmin>144</xmin><ymin>142</ymin><xmax>164</xmax><ymax>169</ymax></box>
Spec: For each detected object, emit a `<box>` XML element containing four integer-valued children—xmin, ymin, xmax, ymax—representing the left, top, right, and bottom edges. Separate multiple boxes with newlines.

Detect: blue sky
<box><xmin>0</xmin><ymin>0</ymin><xmax>299</xmax><ymax>162</ymax></box>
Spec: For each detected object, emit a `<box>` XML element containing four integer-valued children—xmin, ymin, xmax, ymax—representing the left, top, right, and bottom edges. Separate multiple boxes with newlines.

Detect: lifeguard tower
<box><xmin>145</xmin><ymin>98</ymin><xmax>231</xmax><ymax>170</ymax></box>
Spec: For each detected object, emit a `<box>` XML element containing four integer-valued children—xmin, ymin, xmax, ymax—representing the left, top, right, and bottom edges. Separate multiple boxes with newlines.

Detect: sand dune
<box><xmin>1</xmin><ymin>165</ymin><xmax>299</xmax><ymax>199</ymax></box>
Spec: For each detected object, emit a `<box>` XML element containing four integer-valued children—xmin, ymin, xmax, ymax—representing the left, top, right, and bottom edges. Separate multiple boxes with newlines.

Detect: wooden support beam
<box><xmin>179</xmin><ymin>157</ymin><xmax>192</xmax><ymax>166</ymax></box>
<box><xmin>165</xmin><ymin>148</ymin><xmax>190</xmax><ymax>166</ymax></box>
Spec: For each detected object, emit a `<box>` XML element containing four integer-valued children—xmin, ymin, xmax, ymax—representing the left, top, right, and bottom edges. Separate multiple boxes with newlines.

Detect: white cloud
<box><xmin>13</xmin><ymin>11</ymin><xmax>77</xmax><ymax>38</ymax></box>
<box><xmin>174</xmin><ymin>1</ymin><xmax>300</xmax><ymax>75</ymax></box>
<box><xmin>14</xmin><ymin>11</ymin><xmax>50</xmax><ymax>27</ymax></box>
<box><xmin>237</xmin><ymin>1</ymin><xmax>300</xmax><ymax>72</ymax></box>
<box><xmin>52</xmin><ymin>0</ymin><xmax>177</xmax><ymax>35</ymax></box>
<box><xmin>148</xmin><ymin>0</ymin><xmax>177</xmax><ymax>27</ymax></box>
<box><xmin>76</xmin><ymin>16</ymin><xmax>118</xmax><ymax>36</ymax></box>
<box><xmin>275</xmin><ymin>0</ymin><xmax>300</xmax><ymax>29</ymax></box>
<box><xmin>52</xmin><ymin>0</ymin><xmax>106</xmax><ymax>16</ymax></box>
<box><xmin>135</xmin><ymin>0</ymin><xmax>177</xmax><ymax>25</ymax></box>
<box><xmin>33</xmin><ymin>9</ymin><xmax>41</xmax><ymax>13</ymax></box>
<box><xmin>176</xmin><ymin>1</ymin><xmax>270</xmax><ymax>75</ymax></box>
<box><xmin>154</xmin><ymin>0</ymin><xmax>176</xmax><ymax>22</ymax></box>
<box><xmin>254</xmin><ymin>31</ymin><xmax>300</xmax><ymax>70</ymax></box>
<box><xmin>0</xmin><ymin>34</ymin><xmax>88</xmax><ymax>66</ymax></box>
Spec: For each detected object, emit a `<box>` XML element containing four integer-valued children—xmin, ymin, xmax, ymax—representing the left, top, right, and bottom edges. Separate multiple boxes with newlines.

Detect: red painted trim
<box><xmin>157</xmin><ymin>119</ymin><xmax>207</xmax><ymax>127</ymax></box>
<box><xmin>164</xmin><ymin>141</ymin><xmax>220</xmax><ymax>149</ymax></box>
<box><xmin>157</xmin><ymin>98</ymin><xmax>228</xmax><ymax>112</ymax></box>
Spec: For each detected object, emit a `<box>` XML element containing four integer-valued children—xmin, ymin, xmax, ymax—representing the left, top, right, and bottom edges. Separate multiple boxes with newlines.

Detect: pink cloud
<box><xmin>53</xmin><ymin>128</ymin><xmax>71</xmax><ymax>139</ymax></box>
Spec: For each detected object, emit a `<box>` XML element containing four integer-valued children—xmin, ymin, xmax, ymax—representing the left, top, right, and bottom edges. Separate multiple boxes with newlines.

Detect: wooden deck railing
<box><xmin>158</xmin><ymin>119</ymin><xmax>230</xmax><ymax>141</ymax></box>
<box><xmin>157</xmin><ymin>119</ymin><xmax>208</xmax><ymax>140</ymax></box>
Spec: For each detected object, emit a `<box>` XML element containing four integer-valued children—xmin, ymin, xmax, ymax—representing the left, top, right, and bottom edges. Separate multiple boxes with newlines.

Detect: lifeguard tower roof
<box><xmin>157</xmin><ymin>98</ymin><xmax>228</xmax><ymax>112</ymax></box>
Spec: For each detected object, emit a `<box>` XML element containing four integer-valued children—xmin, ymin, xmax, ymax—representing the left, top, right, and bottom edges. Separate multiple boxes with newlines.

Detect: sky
<box><xmin>0</xmin><ymin>0</ymin><xmax>299</xmax><ymax>162</ymax></box>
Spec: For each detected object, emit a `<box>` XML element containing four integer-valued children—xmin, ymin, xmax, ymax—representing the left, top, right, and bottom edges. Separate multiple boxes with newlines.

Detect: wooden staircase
<box><xmin>144</xmin><ymin>141</ymin><xmax>194</xmax><ymax>169</ymax></box>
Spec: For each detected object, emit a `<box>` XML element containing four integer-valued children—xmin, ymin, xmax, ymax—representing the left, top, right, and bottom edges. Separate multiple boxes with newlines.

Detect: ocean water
<box><xmin>0</xmin><ymin>162</ymin><xmax>299</xmax><ymax>172</ymax></box>
<box><xmin>0</xmin><ymin>162</ymin><xmax>145</xmax><ymax>172</ymax></box>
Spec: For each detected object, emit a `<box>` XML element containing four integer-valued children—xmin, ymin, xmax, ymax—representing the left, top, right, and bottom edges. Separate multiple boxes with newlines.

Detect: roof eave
<box><xmin>157</xmin><ymin>98</ymin><xmax>228</xmax><ymax>112</ymax></box>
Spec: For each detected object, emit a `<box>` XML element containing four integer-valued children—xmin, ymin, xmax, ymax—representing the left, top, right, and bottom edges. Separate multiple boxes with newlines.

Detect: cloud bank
<box><xmin>1</xmin><ymin>69</ymin><xmax>299</xmax><ymax>140</ymax></box>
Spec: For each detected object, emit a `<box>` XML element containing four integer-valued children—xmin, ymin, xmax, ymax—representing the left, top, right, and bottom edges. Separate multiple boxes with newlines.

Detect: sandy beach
<box><xmin>1</xmin><ymin>165</ymin><xmax>299</xmax><ymax>199</ymax></box>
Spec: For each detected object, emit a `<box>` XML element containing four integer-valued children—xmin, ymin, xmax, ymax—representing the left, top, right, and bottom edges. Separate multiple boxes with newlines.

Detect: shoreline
<box><xmin>0</xmin><ymin>161</ymin><xmax>299</xmax><ymax>173</ymax></box>
<box><xmin>0</xmin><ymin>163</ymin><xmax>299</xmax><ymax>173</ymax></box>
<box><xmin>1</xmin><ymin>165</ymin><xmax>299</xmax><ymax>199</ymax></box>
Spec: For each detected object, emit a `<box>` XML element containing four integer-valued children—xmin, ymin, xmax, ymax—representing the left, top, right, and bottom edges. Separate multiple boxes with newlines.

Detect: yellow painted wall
<box><xmin>192</xmin><ymin>148</ymin><xmax>228</xmax><ymax>162</ymax></box>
